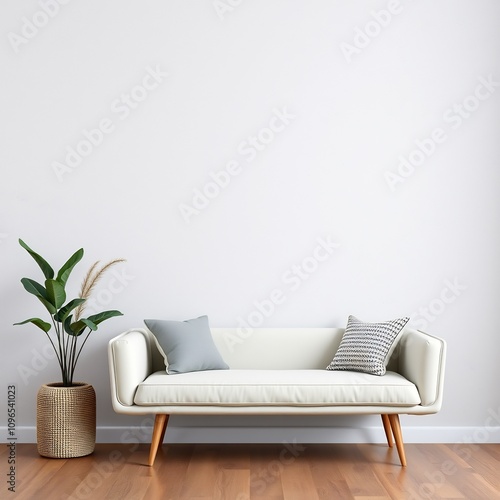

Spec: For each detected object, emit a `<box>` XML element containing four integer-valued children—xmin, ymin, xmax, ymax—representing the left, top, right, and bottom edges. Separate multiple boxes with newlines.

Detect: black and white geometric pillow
<box><xmin>326</xmin><ymin>315</ymin><xmax>409</xmax><ymax>376</ymax></box>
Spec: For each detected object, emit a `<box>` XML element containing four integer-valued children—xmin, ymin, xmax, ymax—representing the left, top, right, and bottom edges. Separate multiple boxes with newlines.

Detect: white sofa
<box><xmin>108</xmin><ymin>326</ymin><xmax>446</xmax><ymax>467</ymax></box>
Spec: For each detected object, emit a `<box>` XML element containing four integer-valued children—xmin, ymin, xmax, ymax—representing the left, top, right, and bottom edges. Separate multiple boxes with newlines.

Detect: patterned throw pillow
<box><xmin>326</xmin><ymin>315</ymin><xmax>409</xmax><ymax>376</ymax></box>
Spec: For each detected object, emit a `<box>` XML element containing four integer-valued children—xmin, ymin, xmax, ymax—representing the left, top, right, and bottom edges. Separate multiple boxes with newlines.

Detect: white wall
<box><xmin>1</xmin><ymin>0</ymin><xmax>500</xmax><ymax>444</ymax></box>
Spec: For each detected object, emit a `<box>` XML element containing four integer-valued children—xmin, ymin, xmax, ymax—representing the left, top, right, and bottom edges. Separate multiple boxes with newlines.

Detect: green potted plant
<box><xmin>14</xmin><ymin>239</ymin><xmax>124</xmax><ymax>458</ymax></box>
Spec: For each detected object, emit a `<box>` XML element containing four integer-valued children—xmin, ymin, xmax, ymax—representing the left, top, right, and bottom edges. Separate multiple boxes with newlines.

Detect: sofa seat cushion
<box><xmin>133</xmin><ymin>370</ymin><xmax>421</xmax><ymax>407</ymax></box>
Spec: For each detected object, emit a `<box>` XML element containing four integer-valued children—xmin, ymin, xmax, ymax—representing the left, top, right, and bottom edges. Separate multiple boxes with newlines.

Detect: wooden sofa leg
<box><xmin>159</xmin><ymin>415</ymin><xmax>169</xmax><ymax>445</ymax></box>
<box><xmin>388</xmin><ymin>414</ymin><xmax>407</xmax><ymax>467</ymax></box>
<box><xmin>381</xmin><ymin>414</ymin><xmax>394</xmax><ymax>447</ymax></box>
<box><xmin>148</xmin><ymin>414</ymin><xmax>169</xmax><ymax>466</ymax></box>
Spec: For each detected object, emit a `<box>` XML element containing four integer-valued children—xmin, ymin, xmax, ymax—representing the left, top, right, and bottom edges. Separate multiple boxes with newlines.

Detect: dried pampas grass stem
<box><xmin>74</xmin><ymin>258</ymin><xmax>126</xmax><ymax>320</ymax></box>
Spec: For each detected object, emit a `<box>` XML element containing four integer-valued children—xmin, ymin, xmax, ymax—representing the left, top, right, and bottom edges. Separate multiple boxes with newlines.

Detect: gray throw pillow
<box><xmin>144</xmin><ymin>315</ymin><xmax>229</xmax><ymax>374</ymax></box>
<box><xmin>326</xmin><ymin>315</ymin><xmax>409</xmax><ymax>376</ymax></box>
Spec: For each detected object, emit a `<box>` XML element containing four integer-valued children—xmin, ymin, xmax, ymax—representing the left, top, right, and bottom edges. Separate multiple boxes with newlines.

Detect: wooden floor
<box><xmin>3</xmin><ymin>443</ymin><xmax>500</xmax><ymax>499</ymax></box>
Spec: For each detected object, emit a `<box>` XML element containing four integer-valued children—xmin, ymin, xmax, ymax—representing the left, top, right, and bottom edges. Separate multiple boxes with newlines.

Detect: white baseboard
<box><xmin>4</xmin><ymin>425</ymin><xmax>500</xmax><ymax>444</ymax></box>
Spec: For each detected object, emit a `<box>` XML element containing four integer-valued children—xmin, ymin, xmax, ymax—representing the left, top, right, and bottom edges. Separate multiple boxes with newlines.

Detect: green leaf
<box><xmin>19</xmin><ymin>239</ymin><xmax>54</xmax><ymax>280</ymax></box>
<box><xmin>64</xmin><ymin>316</ymin><xmax>74</xmax><ymax>335</ymax></box>
<box><xmin>54</xmin><ymin>298</ymin><xmax>86</xmax><ymax>323</ymax></box>
<box><xmin>45</xmin><ymin>279</ymin><xmax>66</xmax><ymax>309</ymax></box>
<box><xmin>19</xmin><ymin>278</ymin><xmax>57</xmax><ymax>314</ymax></box>
<box><xmin>14</xmin><ymin>318</ymin><xmax>51</xmax><ymax>332</ymax></box>
<box><xmin>56</xmin><ymin>248</ymin><xmax>84</xmax><ymax>286</ymax></box>
<box><xmin>37</xmin><ymin>296</ymin><xmax>57</xmax><ymax>315</ymax></box>
<box><xmin>68</xmin><ymin>318</ymin><xmax>97</xmax><ymax>336</ymax></box>
<box><xmin>20</xmin><ymin>277</ymin><xmax>48</xmax><ymax>299</ymax></box>
<box><xmin>86</xmin><ymin>310</ymin><xmax>123</xmax><ymax>326</ymax></box>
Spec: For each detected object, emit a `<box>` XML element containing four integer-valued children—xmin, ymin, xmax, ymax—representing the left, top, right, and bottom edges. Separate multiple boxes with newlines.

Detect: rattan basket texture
<box><xmin>37</xmin><ymin>382</ymin><xmax>96</xmax><ymax>458</ymax></box>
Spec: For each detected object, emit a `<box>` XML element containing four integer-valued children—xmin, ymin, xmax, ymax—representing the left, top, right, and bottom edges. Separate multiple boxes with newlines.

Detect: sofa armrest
<box><xmin>396</xmin><ymin>328</ymin><xmax>446</xmax><ymax>411</ymax></box>
<box><xmin>108</xmin><ymin>329</ymin><xmax>154</xmax><ymax>409</ymax></box>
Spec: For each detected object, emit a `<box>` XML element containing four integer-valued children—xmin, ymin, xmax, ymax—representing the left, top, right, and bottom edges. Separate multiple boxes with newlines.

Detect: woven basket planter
<box><xmin>37</xmin><ymin>382</ymin><xmax>96</xmax><ymax>458</ymax></box>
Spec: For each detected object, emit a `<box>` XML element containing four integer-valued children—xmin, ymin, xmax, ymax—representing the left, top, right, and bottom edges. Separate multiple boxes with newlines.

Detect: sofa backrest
<box><xmin>147</xmin><ymin>326</ymin><xmax>411</xmax><ymax>371</ymax></box>
<box><xmin>212</xmin><ymin>328</ymin><xmax>344</xmax><ymax>370</ymax></box>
